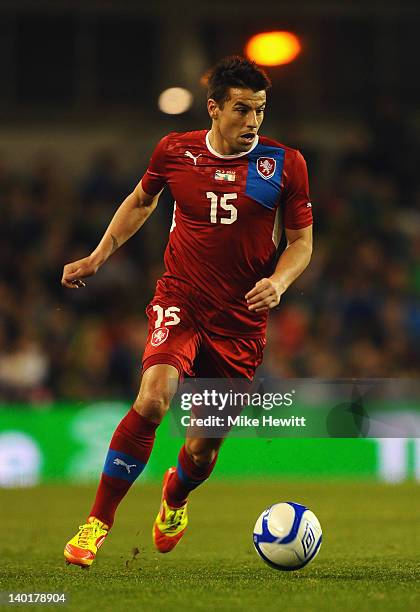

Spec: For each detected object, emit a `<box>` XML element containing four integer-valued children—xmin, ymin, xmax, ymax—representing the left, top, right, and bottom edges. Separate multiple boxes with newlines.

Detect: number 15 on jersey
<box><xmin>206</xmin><ymin>192</ymin><xmax>238</xmax><ymax>225</ymax></box>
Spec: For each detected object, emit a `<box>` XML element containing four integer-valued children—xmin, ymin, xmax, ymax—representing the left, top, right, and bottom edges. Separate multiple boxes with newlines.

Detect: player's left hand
<box><xmin>245</xmin><ymin>277</ymin><xmax>285</xmax><ymax>313</ymax></box>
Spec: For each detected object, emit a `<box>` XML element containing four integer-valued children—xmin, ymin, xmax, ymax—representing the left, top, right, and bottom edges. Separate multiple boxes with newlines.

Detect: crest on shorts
<box><xmin>257</xmin><ymin>157</ymin><xmax>276</xmax><ymax>180</ymax></box>
<box><xmin>151</xmin><ymin>327</ymin><xmax>169</xmax><ymax>347</ymax></box>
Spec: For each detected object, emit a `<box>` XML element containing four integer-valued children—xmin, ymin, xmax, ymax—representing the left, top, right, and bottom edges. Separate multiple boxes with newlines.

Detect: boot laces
<box><xmin>78</xmin><ymin>522</ymin><xmax>101</xmax><ymax>547</ymax></box>
<box><xmin>166</xmin><ymin>506</ymin><xmax>186</xmax><ymax>529</ymax></box>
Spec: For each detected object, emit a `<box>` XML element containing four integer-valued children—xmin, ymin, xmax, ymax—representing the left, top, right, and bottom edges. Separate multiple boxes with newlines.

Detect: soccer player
<box><xmin>62</xmin><ymin>56</ymin><xmax>313</xmax><ymax>567</ymax></box>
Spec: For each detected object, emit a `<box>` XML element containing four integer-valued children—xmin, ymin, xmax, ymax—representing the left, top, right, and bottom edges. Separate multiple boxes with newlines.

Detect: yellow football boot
<box><xmin>64</xmin><ymin>517</ymin><xmax>109</xmax><ymax>568</ymax></box>
<box><xmin>153</xmin><ymin>467</ymin><xmax>188</xmax><ymax>553</ymax></box>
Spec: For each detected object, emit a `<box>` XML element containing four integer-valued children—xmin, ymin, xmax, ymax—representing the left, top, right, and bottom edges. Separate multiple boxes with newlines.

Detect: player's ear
<box><xmin>207</xmin><ymin>98</ymin><xmax>219</xmax><ymax>120</ymax></box>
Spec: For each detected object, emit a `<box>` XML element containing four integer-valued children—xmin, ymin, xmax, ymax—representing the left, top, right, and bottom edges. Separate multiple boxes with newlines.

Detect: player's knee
<box><xmin>185</xmin><ymin>440</ymin><xmax>218</xmax><ymax>467</ymax></box>
<box><xmin>133</xmin><ymin>387</ymin><xmax>172</xmax><ymax>422</ymax></box>
<box><xmin>133</xmin><ymin>369</ymin><xmax>176</xmax><ymax>422</ymax></box>
<box><xmin>133</xmin><ymin>394</ymin><xmax>169</xmax><ymax>422</ymax></box>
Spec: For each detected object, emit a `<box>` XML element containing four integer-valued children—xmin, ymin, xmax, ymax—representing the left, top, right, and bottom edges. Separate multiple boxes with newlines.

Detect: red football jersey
<box><xmin>141</xmin><ymin>130</ymin><xmax>312</xmax><ymax>338</ymax></box>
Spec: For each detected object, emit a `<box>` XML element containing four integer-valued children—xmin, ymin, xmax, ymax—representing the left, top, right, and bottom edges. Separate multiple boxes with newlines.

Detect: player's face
<box><xmin>208</xmin><ymin>88</ymin><xmax>266</xmax><ymax>155</ymax></box>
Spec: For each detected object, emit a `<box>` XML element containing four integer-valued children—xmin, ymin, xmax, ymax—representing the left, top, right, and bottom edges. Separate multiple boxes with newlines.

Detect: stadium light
<box><xmin>158</xmin><ymin>87</ymin><xmax>193</xmax><ymax>115</ymax></box>
<box><xmin>245</xmin><ymin>31</ymin><xmax>301</xmax><ymax>66</ymax></box>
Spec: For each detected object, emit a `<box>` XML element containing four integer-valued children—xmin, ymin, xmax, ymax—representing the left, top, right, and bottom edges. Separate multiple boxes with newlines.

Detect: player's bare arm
<box><xmin>246</xmin><ymin>225</ymin><xmax>313</xmax><ymax>313</ymax></box>
<box><xmin>61</xmin><ymin>181</ymin><xmax>161</xmax><ymax>289</ymax></box>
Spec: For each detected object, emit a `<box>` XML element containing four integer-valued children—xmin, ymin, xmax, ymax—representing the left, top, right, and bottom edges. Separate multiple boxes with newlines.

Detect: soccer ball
<box><xmin>253</xmin><ymin>502</ymin><xmax>322</xmax><ymax>571</ymax></box>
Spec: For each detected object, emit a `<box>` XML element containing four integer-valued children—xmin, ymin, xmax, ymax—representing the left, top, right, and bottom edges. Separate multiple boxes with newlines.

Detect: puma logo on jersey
<box><xmin>113</xmin><ymin>458</ymin><xmax>137</xmax><ymax>474</ymax></box>
<box><xmin>185</xmin><ymin>151</ymin><xmax>202</xmax><ymax>165</ymax></box>
<box><xmin>306</xmin><ymin>202</ymin><xmax>312</xmax><ymax>208</ymax></box>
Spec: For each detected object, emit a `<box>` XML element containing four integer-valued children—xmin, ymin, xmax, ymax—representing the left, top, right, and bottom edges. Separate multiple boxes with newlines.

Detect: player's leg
<box><xmin>153</xmin><ymin>437</ymin><xmax>223</xmax><ymax>553</ymax></box>
<box><xmin>165</xmin><ymin>436</ymin><xmax>223</xmax><ymax>507</ymax></box>
<box><xmin>88</xmin><ymin>364</ymin><xmax>179</xmax><ymax>526</ymax></box>
<box><xmin>153</xmin><ymin>332</ymin><xmax>265</xmax><ymax>553</ymax></box>
<box><xmin>64</xmin><ymin>364</ymin><xmax>178</xmax><ymax>567</ymax></box>
<box><xmin>64</xmin><ymin>289</ymin><xmax>200</xmax><ymax>567</ymax></box>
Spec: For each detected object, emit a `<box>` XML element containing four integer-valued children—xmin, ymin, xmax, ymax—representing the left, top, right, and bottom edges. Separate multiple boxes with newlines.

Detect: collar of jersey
<box><xmin>205</xmin><ymin>131</ymin><xmax>259</xmax><ymax>159</ymax></box>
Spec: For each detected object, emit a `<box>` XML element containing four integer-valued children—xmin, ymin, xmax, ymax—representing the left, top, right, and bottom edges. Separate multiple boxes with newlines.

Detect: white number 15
<box><xmin>206</xmin><ymin>192</ymin><xmax>238</xmax><ymax>225</ymax></box>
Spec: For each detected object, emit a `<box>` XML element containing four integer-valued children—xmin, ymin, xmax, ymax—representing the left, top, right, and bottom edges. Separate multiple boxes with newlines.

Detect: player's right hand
<box><xmin>61</xmin><ymin>256</ymin><xmax>99</xmax><ymax>289</ymax></box>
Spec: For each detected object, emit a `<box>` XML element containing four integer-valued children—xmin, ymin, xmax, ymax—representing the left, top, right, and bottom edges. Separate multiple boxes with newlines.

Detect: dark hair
<box><xmin>203</xmin><ymin>55</ymin><xmax>271</xmax><ymax>107</ymax></box>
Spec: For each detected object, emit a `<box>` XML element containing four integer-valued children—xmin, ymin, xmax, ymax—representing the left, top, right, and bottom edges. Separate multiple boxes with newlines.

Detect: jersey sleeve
<box><xmin>140</xmin><ymin>135</ymin><xmax>170</xmax><ymax>196</ymax></box>
<box><xmin>282</xmin><ymin>150</ymin><xmax>313</xmax><ymax>229</ymax></box>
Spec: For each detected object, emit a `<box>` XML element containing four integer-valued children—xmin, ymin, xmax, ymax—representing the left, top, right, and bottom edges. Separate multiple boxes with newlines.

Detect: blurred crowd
<box><xmin>0</xmin><ymin>113</ymin><xmax>419</xmax><ymax>403</ymax></box>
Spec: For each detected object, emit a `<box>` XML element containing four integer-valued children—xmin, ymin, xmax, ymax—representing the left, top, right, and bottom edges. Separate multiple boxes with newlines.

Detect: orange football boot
<box><xmin>153</xmin><ymin>467</ymin><xmax>188</xmax><ymax>553</ymax></box>
<box><xmin>64</xmin><ymin>517</ymin><xmax>109</xmax><ymax>568</ymax></box>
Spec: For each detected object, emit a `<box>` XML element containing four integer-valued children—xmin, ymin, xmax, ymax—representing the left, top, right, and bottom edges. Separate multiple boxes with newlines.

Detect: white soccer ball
<box><xmin>253</xmin><ymin>502</ymin><xmax>322</xmax><ymax>571</ymax></box>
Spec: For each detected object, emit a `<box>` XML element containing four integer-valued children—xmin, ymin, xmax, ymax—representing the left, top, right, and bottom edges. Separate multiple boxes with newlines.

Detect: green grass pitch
<box><xmin>1</xmin><ymin>482</ymin><xmax>420</xmax><ymax>611</ymax></box>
